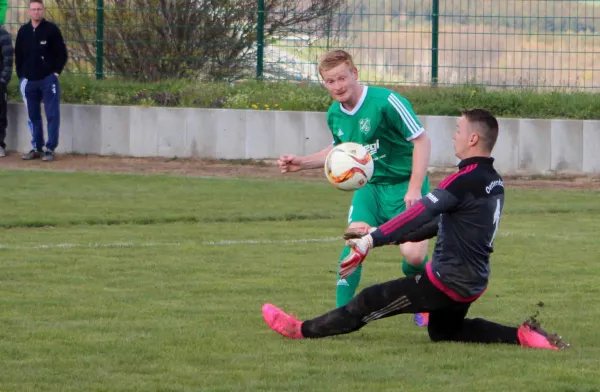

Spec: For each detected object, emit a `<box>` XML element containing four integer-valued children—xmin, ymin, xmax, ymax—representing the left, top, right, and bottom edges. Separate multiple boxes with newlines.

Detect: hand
<box><xmin>277</xmin><ymin>154</ymin><xmax>303</xmax><ymax>173</ymax></box>
<box><xmin>404</xmin><ymin>188</ymin><xmax>422</xmax><ymax>209</ymax></box>
<box><xmin>339</xmin><ymin>234</ymin><xmax>373</xmax><ymax>279</ymax></box>
<box><xmin>343</xmin><ymin>223</ymin><xmax>377</xmax><ymax>240</ymax></box>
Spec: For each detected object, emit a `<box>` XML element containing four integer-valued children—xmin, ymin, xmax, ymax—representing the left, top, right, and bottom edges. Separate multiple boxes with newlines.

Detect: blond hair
<box><xmin>318</xmin><ymin>50</ymin><xmax>357</xmax><ymax>76</ymax></box>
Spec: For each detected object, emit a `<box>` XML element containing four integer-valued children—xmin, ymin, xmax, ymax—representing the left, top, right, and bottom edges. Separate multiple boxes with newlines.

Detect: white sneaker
<box><xmin>0</xmin><ymin>146</ymin><xmax>5</xmax><ymax>157</ymax></box>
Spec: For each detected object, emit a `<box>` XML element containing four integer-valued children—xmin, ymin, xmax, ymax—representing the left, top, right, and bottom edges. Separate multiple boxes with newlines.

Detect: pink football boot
<box><xmin>262</xmin><ymin>303</ymin><xmax>304</xmax><ymax>339</ymax></box>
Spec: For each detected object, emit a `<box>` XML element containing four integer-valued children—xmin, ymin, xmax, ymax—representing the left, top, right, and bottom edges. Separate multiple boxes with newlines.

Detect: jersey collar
<box><xmin>340</xmin><ymin>86</ymin><xmax>368</xmax><ymax>116</ymax></box>
<box><xmin>458</xmin><ymin>156</ymin><xmax>495</xmax><ymax>168</ymax></box>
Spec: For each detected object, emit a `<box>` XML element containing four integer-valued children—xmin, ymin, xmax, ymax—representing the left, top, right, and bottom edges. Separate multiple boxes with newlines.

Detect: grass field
<box><xmin>1</xmin><ymin>169</ymin><xmax>599</xmax><ymax>391</ymax></box>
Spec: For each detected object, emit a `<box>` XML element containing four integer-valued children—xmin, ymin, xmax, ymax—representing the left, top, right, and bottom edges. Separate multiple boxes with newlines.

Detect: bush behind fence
<box><xmin>5</xmin><ymin>0</ymin><xmax>600</xmax><ymax>90</ymax></box>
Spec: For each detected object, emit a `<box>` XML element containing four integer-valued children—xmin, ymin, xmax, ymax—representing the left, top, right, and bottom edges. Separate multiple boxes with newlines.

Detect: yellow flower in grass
<box><xmin>251</xmin><ymin>104</ymin><xmax>258</xmax><ymax>109</ymax></box>
<box><xmin>264</xmin><ymin>104</ymin><xmax>269</xmax><ymax>109</ymax></box>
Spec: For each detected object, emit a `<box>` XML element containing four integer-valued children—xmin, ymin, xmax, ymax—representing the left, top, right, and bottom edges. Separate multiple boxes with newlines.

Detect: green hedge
<box><xmin>7</xmin><ymin>75</ymin><xmax>600</xmax><ymax>119</ymax></box>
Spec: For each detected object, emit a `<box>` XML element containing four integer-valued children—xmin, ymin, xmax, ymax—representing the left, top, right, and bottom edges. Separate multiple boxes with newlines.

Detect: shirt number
<box><xmin>490</xmin><ymin>199</ymin><xmax>501</xmax><ymax>247</ymax></box>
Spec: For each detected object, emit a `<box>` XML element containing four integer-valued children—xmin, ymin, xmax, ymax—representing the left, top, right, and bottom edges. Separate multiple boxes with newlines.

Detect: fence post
<box><xmin>431</xmin><ymin>0</ymin><xmax>439</xmax><ymax>86</ymax></box>
<box><xmin>256</xmin><ymin>0</ymin><xmax>265</xmax><ymax>80</ymax></box>
<box><xmin>96</xmin><ymin>0</ymin><xmax>104</xmax><ymax>80</ymax></box>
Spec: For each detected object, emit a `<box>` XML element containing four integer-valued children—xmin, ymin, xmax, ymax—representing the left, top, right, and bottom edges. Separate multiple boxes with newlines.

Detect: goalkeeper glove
<box><xmin>343</xmin><ymin>223</ymin><xmax>377</xmax><ymax>240</ymax></box>
<box><xmin>339</xmin><ymin>234</ymin><xmax>374</xmax><ymax>279</ymax></box>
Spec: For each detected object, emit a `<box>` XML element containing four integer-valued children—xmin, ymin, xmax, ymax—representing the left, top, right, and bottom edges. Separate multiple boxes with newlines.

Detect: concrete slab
<box><xmin>101</xmin><ymin>106</ymin><xmax>130</xmax><ymax>156</ymax></box>
<box><xmin>55</xmin><ymin>104</ymin><xmax>74</xmax><ymax>154</ymax></box>
<box><xmin>185</xmin><ymin>108</ymin><xmax>217</xmax><ymax>158</ymax></box>
<box><xmin>245</xmin><ymin>110</ymin><xmax>276</xmax><ymax>159</ymax></box>
<box><xmin>518</xmin><ymin>119</ymin><xmax>551</xmax><ymax>173</ymax></box>
<box><xmin>583</xmin><ymin>120</ymin><xmax>600</xmax><ymax>173</ymax></box>
<box><xmin>275</xmin><ymin>111</ymin><xmax>305</xmax><ymax>156</ymax></box>
<box><xmin>156</xmin><ymin>108</ymin><xmax>187</xmax><ymax>158</ymax></box>
<box><xmin>72</xmin><ymin>104</ymin><xmax>101</xmax><ymax>154</ymax></box>
<box><xmin>550</xmin><ymin>119</ymin><xmax>583</xmax><ymax>172</ymax></box>
<box><xmin>423</xmin><ymin>115</ymin><xmax>458</xmax><ymax>167</ymax></box>
<box><xmin>5</xmin><ymin>103</ymin><xmax>32</xmax><ymax>153</ymax></box>
<box><xmin>185</xmin><ymin>109</ymin><xmax>217</xmax><ymax>158</ymax></box>
<box><xmin>303</xmin><ymin>111</ymin><xmax>331</xmax><ymax>155</ymax></box>
<box><xmin>213</xmin><ymin>109</ymin><xmax>246</xmax><ymax>159</ymax></box>
<box><xmin>494</xmin><ymin>118</ymin><xmax>519</xmax><ymax>174</ymax></box>
<box><xmin>129</xmin><ymin>107</ymin><xmax>159</xmax><ymax>157</ymax></box>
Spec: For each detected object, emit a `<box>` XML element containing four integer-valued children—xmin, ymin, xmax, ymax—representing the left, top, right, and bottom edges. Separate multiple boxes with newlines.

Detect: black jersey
<box><xmin>370</xmin><ymin>156</ymin><xmax>504</xmax><ymax>300</ymax></box>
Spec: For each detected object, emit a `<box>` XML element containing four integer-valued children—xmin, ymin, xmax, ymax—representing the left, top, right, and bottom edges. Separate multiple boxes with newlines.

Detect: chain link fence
<box><xmin>5</xmin><ymin>0</ymin><xmax>600</xmax><ymax>90</ymax></box>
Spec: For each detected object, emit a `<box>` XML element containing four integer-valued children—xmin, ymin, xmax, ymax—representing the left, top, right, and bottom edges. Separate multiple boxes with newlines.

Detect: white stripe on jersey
<box><xmin>387</xmin><ymin>94</ymin><xmax>421</xmax><ymax>136</ymax></box>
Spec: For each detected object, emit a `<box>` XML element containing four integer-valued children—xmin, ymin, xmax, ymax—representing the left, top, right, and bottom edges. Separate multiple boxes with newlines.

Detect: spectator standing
<box><xmin>15</xmin><ymin>0</ymin><xmax>68</xmax><ymax>161</ymax></box>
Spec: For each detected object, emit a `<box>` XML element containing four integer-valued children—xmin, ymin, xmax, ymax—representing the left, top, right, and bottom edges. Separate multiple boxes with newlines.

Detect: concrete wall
<box><xmin>5</xmin><ymin>103</ymin><xmax>600</xmax><ymax>174</ymax></box>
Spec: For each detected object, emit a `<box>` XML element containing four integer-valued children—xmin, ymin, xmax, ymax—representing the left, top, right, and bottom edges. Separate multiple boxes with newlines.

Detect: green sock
<box><xmin>336</xmin><ymin>246</ymin><xmax>363</xmax><ymax>308</ymax></box>
<box><xmin>401</xmin><ymin>255</ymin><xmax>429</xmax><ymax>277</ymax></box>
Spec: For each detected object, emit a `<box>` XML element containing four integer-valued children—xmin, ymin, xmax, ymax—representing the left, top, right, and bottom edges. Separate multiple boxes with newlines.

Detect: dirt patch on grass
<box><xmin>1</xmin><ymin>153</ymin><xmax>599</xmax><ymax>190</ymax></box>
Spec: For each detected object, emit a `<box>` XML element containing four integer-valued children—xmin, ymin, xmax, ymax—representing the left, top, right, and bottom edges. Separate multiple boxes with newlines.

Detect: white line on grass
<box><xmin>0</xmin><ymin>237</ymin><xmax>343</xmax><ymax>250</ymax></box>
<box><xmin>0</xmin><ymin>231</ymin><xmax>588</xmax><ymax>251</ymax></box>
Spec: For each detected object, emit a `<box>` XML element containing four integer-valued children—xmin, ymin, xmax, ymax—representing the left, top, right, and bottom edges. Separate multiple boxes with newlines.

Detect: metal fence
<box><xmin>5</xmin><ymin>0</ymin><xmax>600</xmax><ymax>89</ymax></box>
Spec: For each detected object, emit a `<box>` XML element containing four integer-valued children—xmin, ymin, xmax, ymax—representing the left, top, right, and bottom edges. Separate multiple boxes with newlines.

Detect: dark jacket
<box><xmin>0</xmin><ymin>25</ymin><xmax>13</xmax><ymax>85</ymax></box>
<box><xmin>15</xmin><ymin>19</ymin><xmax>68</xmax><ymax>81</ymax></box>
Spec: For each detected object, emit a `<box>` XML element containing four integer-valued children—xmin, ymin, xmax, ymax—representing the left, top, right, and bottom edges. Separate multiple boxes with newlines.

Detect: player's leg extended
<box><xmin>302</xmin><ymin>272</ymin><xmax>449</xmax><ymax>338</ymax></box>
<box><xmin>336</xmin><ymin>185</ymin><xmax>379</xmax><ymax>308</ymax></box>
<box><xmin>427</xmin><ymin>303</ymin><xmax>568</xmax><ymax>349</ymax></box>
<box><xmin>429</xmin><ymin>308</ymin><xmax>518</xmax><ymax>345</ymax></box>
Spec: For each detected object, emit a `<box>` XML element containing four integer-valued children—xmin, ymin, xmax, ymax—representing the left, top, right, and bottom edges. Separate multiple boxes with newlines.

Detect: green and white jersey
<box><xmin>327</xmin><ymin>86</ymin><xmax>425</xmax><ymax>185</ymax></box>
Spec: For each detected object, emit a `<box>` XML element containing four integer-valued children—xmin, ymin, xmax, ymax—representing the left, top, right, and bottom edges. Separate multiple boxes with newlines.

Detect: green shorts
<box><xmin>347</xmin><ymin>177</ymin><xmax>431</xmax><ymax>227</ymax></box>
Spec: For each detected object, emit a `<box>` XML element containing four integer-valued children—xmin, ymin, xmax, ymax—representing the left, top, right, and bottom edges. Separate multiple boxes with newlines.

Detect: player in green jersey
<box><xmin>277</xmin><ymin>50</ymin><xmax>432</xmax><ymax>326</ymax></box>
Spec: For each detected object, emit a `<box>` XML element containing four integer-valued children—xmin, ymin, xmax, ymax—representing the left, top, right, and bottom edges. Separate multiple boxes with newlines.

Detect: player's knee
<box><xmin>400</xmin><ymin>243</ymin><xmax>428</xmax><ymax>266</ymax></box>
<box><xmin>402</xmin><ymin>252</ymin><xmax>426</xmax><ymax>266</ymax></box>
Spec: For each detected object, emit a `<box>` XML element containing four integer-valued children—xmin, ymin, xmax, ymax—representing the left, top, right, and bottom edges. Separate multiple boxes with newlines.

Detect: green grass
<box><xmin>0</xmin><ymin>169</ymin><xmax>599</xmax><ymax>391</ymax></box>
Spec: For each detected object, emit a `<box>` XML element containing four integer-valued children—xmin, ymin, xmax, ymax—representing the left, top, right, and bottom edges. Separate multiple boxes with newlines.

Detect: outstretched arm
<box><xmin>298</xmin><ymin>145</ymin><xmax>334</xmax><ymax>169</ymax></box>
<box><xmin>398</xmin><ymin>214</ymin><xmax>440</xmax><ymax>243</ymax></box>
<box><xmin>343</xmin><ymin>215</ymin><xmax>440</xmax><ymax>243</ymax></box>
<box><xmin>371</xmin><ymin>188</ymin><xmax>458</xmax><ymax>247</ymax></box>
<box><xmin>278</xmin><ymin>144</ymin><xmax>333</xmax><ymax>173</ymax></box>
<box><xmin>339</xmin><ymin>186</ymin><xmax>461</xmax><ymax>279</ymax></box>
<box><xmin>339</xmin><ymin>168</ymin><xmax>470</xmax><ymax>278</ymax></box>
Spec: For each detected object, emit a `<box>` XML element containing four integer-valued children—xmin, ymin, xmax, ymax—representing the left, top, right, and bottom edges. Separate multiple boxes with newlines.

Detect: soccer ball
<box><xmin>324</xmin><ymin>142</ymin><xmax>374</xmax><ymax>191</ymax></box>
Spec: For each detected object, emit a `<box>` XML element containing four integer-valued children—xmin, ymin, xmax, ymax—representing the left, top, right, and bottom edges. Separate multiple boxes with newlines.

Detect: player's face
<box><xmin>321</xmin><ymin>63</ymin><xmax>359</xmax><ymax>103</ymax></box>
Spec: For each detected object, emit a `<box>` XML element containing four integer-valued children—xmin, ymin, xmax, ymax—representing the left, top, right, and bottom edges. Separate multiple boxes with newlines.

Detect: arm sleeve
<box><xmin>51</xmin><ymin>25</ymin><xmax>68</xmax><ymax>74</ymax></box>
<box><xmin>399</xmin><ymin>215</ymin><xmax>440</xmax><ymax>243</ymax></box>
<box><xmin>14</xmin><ymin>29</ymin><xmax>22</xmax><ymax>79</ymax></box>
<box><xmin>0</xmin><ymin>30</ymin><xmax>12</xmax><ymax>85</ymax></box>
<box><xmin>384</xmin><ymin>92</ymin><xmax>425</xmax><ymax>141</ymax></box>
<box><xmin>327</xmin><ymin>109</ymin><xmax>342</xmax><ymax>145</ymax></box>
<box><xmin>370</xmin><ymin>172</ymin><xmax>469</xmax><ymax>247</ymax></box>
